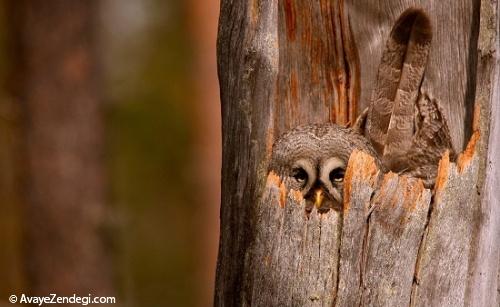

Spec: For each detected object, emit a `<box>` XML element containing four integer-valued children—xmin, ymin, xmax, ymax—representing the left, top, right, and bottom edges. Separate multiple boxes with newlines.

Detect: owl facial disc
<box><xmin>304</xmin><ymin>157</ymin><xmax>345</xmax><ymax>213</ymax></box>
<box><xmin>269</xmin><ymin>123</ymin><xmax>380</xmax><ymax>213</ymax></box>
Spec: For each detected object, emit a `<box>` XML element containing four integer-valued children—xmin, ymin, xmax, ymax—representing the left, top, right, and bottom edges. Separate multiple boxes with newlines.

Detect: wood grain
<box><xmin>247</xmin><ymin>173</ymin><xmax>342</xmax><ymax>306</ymax></box>
<box><xmin>275</xmin><ymin>0</ymin><xmax>358</xmax><ymax>132</ymax></box>
<box><xmin>335</xmin><ymin>151</ymin><xmax>379</xmax><ymax>307</ymax></box>
<box><xmin>411</xmin><ymin>147</ymin><xmax>481</xmax><ymax>306</ymax></box>
<box><xmin>347</xmin><ymin>0</ymin><xmax>479</xmax><ymax>152</ymax></box>
<box><xmin>466</xmin><ymin>1</ymin><xmax>500</xmax><ymax>305</ymax></box>
<box><xmin>361</xmin><ymin>174</ymin><xmax>430</xmax><ymax>306</ymax></box>
<box><xmin>216</xmin><ymin>0</ymin><xmax>499</xmax><ymax>306</ymax></box>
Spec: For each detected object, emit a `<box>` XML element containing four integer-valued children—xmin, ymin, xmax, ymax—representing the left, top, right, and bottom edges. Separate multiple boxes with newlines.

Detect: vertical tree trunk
<box><xmin>215</xmin><ymin>0</ymin><xmax>499</xmax><ymax>306</ymax></box>
<box><xmin>7</xmin><ymin>0</ymin><xmax>114</xmax><ymax>297</ymax></box>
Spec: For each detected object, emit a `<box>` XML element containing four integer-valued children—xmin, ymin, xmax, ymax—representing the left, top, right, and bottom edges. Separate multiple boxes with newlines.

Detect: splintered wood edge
<box><xmin>434</xmin><ymin>151</ymin><xmax>451</xmax><ymax>194</ymax></box>
<box><xmin>434</xmin><ymin>130</ymin><xmax>481</xmax><ymax>199</ymax></box>
<box><xmin>343</xmin><ymin>149</ymin><xmax>379</xmax><ymax>212</ymax></box>
<box><xmin>457</xmin><ymin>130</ymin><xmax>481</xmax><ymax>173</ymax></box>
<box><xmin>399</xmin><ymin>175</ymin><xmax>426</xmax><ymax>212</ymax></box>
<box><xmin>372</xmin><ymin>172</ymin><xmax>426</xmax><ymax>215</ymax></box>
<box><xmin>266</xmin><ymin>171</ymin><xmax>287</xmax><ymax>208</ymax></box>
<box><xmin>267</xmin><ymin>129</ymin><xmax>480</xmax><ymax>211</ymax></box>
<box><xmin>266</xmin><ymin>171</ymin><xmax>304</xmax><ymax>208</ymax></box>
<box><xmin>408</xmin><ymin>179</ymin><xmax>427</xmax><ymax>213</ymax></box>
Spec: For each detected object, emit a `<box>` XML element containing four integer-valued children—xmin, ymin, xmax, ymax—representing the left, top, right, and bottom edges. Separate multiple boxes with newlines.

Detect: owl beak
<box><xmin>305</xmin><ymin>185</ymin><xmax>338</xmax><ymax>213</ymax></box>
<box><xmin>313</xmin><ymin>188</ymin><xmax>324</xmax><ymax>208</ymax></box>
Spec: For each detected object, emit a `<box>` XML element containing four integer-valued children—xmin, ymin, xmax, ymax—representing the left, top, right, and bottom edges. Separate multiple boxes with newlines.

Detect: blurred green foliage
<box><xmin>0</xmin><ymin>1</ymin><xmax>202</xmax><ymax>306</ymax></box>
<box><xmin>105</xmin><ymin>1</ymin><xmax>198</xmax><ymax>306</ymax></box>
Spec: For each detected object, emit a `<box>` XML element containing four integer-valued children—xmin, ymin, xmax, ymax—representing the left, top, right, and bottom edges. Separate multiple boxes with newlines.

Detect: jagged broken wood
<box><xmin>215</xmin><ymin>0</ymin><xmax>500</xmax><ymax>306</ymax></box>
<box><xmin>243</xmin><ymin>129</ymin><xmax>480</xmax><ymax>306</ymax></box>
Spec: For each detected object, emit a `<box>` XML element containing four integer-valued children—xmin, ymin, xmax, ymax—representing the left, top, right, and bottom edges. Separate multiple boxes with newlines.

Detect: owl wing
<box><xmin>378</xmin><ymin>93</ymin><xmax>455</xmax><ymax>186</ymax></box>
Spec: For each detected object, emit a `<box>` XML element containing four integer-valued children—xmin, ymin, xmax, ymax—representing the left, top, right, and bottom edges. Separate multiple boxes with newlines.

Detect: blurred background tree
<box><xmin>0</xmin><ymin>0</ymin><xmax>220</xmax><ymax>306</ymax></box>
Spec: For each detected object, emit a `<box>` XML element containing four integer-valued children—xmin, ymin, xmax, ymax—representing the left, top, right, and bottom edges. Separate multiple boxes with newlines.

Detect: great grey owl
<box><xmin>269</xmin><ymin>123</ymin><xmax>381</xmax><ymax>213</ymax></box>
<box><xmin>268</xmin><ymin>9</ymin><xmax>454</xmax><ymax>213</ymax></box>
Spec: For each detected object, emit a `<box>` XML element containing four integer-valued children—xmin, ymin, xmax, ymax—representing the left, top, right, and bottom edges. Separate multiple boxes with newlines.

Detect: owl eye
<box><xmin>329</xmin><ymin>168</ymin><xmax>345</xmax><ymax>183</ymax></box>
<box><xmin>292</xmin><ymin>167</ymin><xmax>308</xmax><ymax>184</ymax></box>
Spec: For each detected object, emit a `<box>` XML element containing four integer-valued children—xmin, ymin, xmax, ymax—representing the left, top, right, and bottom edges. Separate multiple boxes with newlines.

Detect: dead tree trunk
<box><xmin>7</xmin><ymin>0</ymin><xmax>115</xmax><ymax>297</ymax></box>
<box><xmin>215</xmin><ymin>0</ymin><xmax>499</xmax><ymax>306</ymax></box>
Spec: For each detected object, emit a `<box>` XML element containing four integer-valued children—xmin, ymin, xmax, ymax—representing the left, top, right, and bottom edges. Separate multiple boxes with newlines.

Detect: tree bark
<box><xmin>215</xmin><ymin>0</ymin><xmax>499</xmax><ymax>306</ymax></box>
<box><xmin>7</xmin><ymin>0</ymin><xmax>115</xmax><ymax>298</ymax></box>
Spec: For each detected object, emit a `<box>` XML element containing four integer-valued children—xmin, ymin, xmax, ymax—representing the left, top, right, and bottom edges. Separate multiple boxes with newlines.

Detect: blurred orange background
<box><xmin>0</xmin><ymin>1</ymin><xmax>221</xmax><ymax>306</ymax></box>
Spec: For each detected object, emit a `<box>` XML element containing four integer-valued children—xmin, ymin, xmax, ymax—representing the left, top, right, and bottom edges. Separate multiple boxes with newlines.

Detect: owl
<box><xmin>268</xmin><ymin>124</ymin><xmax>381</xmax><ymax>213</ymax></box>
<box><xmin>268</xmin><ymin>9</ymin><xmax>454</xmax><ymax>212</ymax></box>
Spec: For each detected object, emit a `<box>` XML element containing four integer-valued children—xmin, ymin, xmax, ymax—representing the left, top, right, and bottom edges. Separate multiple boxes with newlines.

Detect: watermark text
<box><xmin>9</xmin><ymin>294</ymin><xmax>115</xmax><ymax>306</ymax></box>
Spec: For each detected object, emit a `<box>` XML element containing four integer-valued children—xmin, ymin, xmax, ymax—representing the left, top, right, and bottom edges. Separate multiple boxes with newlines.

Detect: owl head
<box><xmin>269</xmin><ymin>123</ymin><xmax>378</xmax><ymax>212</ymax></box>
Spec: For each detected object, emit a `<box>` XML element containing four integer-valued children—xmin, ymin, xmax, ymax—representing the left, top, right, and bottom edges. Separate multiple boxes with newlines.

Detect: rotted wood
<box><xmin>338</xmin><ymin>156</ymin><xmax>431</xmax><ymax>307</ymax></box>
<box><xmin>411</xmin><ymin>134</ymin><xmax>481</xmax><ymax>306</ymax></box>
<box><xmin>244</xmin><ymin>133</ymin><xmax>482</xmax><ymax>306</ymax></box>
<box><xmin>248</xmin><ymin>173</ymin><xmax>341</xmax><ymax>306</ymax></box>
<box><xmin>215</xmin><ymin>0</ymin><xmax>499</xmax><ymax>306</ymax></box>
<box><xmin>215</xmin><ymin>0</ymin><xmax>354</xmax><ymax>304</ymax></box>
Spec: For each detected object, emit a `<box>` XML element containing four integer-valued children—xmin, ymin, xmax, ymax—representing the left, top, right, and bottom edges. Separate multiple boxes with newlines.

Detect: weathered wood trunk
<box><xmin>215</xmin><ymin>0</ymin><xmax>499</xmax><ymax>306</ymax></box>
<box><xmin>7</xmin><ymin>0</ymin><xmax>115</xmax><ymax>298</ymax></box>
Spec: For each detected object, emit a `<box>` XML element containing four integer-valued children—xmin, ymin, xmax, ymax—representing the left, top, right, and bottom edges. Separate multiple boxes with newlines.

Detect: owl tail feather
<box><xmin>366</xmin><ymin>9</ymin><xmax>432</xmax><ymax>160</ymax></box>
